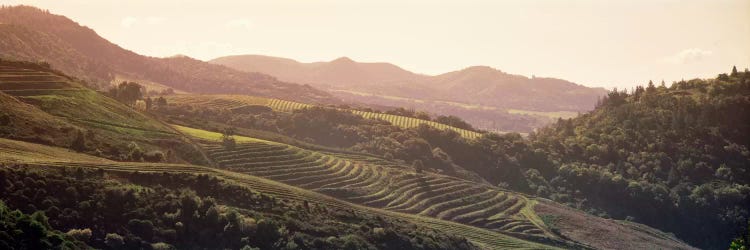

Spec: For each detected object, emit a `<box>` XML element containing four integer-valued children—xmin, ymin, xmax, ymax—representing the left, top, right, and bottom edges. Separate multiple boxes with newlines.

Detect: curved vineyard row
<box><xmin>172</xmin><ymin>125</ymin><xmax>556</xmax><ymax>243</ymax></box>
<box><xmin>166</xmin><ymin>94</ymin><xmax>483</xmax><ymax>140</ymax></box>
<box><xmin>0</xmin><ymin>66</ymin><xmax>75</xmax><ymax>90</ymax></box>
<box><xmin>0</xmin><ymin>139</ymin><xmax>560</xmax><ymax>250</ymax></box>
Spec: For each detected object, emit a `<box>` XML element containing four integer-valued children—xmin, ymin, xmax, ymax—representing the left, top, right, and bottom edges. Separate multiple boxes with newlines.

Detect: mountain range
<box><xmin>211</xmin><ymin>55</ymin><xmax>609</xmax><ymax>112</ymax></box>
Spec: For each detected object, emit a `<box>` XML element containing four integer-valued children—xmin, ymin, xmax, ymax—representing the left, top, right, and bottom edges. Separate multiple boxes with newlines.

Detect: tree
<box><xmin>156</xmin><ymin>96</ymin><xmax>167</xmax><ymax>107</ymax></box>
<box><xmin>413</xmin><ymin>160</ymin><xmax>424</xmax><ymax>174</ymax></box>
<box><xmin>731</xmin><ymin>66</ymin><xmax>739</xmax><ymax>77</ymax></box>
<box><xmin>145</xmin><ymin>97</ymin><xmax>153</xmax><ymax>110</ymax></box>
<box><xmin>65</xmin><ymin>228</ymin><xmax>91</xmax><ymax>242</ymax></box>
<box><xmin>105</xmin><ymin>233</ymin><xmax>124</xmax><ymax>249</ymax></box>
<box><xmin>128</xmin><ymin>142</ymin><xmax>144</xmax><ymax>161</ymax></box>
<box><xmin>109</xmin><ymin>82</ymin><xmax>143</xmax><ymax>106</ymax></box>
<box><xmin>222</xmin><ymin>127</ymin><xmax>236</xmax><ymax>150</ymax></box>
<box><xmin>646</xmin><ymin>80</ymin><xmax>656</xmax><ymax>93</ymax></box>
<box><xmin>71</xmin><ymin>130</ymin><xmax>86</xmax><ymax>152</ymax></box>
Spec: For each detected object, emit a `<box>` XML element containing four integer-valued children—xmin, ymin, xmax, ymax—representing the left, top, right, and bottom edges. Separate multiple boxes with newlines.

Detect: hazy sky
<box><xmin>3</xmin><ymin>0</ymin><xmax>749</xmax><ymax>89</ymax></box>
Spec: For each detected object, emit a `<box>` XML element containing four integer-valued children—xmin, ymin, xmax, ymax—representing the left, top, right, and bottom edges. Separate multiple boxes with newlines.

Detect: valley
<box><xmin>0</xmin><ymin>4</ymin><xmax>747</xmax><ymax>250</ymax></box>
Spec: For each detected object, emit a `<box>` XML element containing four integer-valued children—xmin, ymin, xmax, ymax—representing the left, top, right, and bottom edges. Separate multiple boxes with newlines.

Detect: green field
<box><xmin>166</xmin><ymin>94</ymin><xmax>483</xmax><ymax>140</ymax></box>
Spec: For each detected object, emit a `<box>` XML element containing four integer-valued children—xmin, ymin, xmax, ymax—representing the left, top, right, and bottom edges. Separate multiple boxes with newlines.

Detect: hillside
<box><xmin>211</xmin><ymin>55</ymin><xmax>428</xmax><ymax>91</ymax></box>
<box><xmin>0</xmin><ymin>6</ymin><xmax>336</xmax><ymax>104</ymax></box>
<box><xmin>164</xmin><ymin>94</ymin><xmax>483</xmax><ymax>140</ymax></box>
<box><xmin>211</xmin><ymin>55</ymin><xmax>608</xmax><ymax>132</ymax></box>
<box><xmin>526</xmin><ymin>69</ymin><xmax>750</xmax><ymax>249</ymax></box>
<box><xmin>429</xmin><ymin>66</ymin><xmax>607</xmax><ymax>111</ymax></box>
<box><xmin>171</xmin><ymin>124</ymin><xmax>696</xmax><ymax>250</ymax></box>
<box><xmin>0</xmin><ymin>138</ymin><xmax>485</xmax><ymax>249</ymax></box>
<box><xmin>0</xmin><ymin>59</ymin><xmax>206</xmax><ymax>164</ymax></box>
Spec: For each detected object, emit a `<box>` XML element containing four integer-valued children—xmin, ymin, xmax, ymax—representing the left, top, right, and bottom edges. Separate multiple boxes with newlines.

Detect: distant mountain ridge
<box><xmin>211</xmin><ymin>55</ymin><xmax>608</xmax><ymax>112</ymax></box>
<box><xmin>0</xmin><ymin>6</ymin><xmax>336</xmax><ymax>104</ymax></box>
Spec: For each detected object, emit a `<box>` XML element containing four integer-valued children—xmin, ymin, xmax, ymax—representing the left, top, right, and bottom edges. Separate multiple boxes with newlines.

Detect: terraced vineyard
<box><xmin>174</xmin><ymin>125</ymin><xmax>556</xmax><ymax>243</ymax></box>
<box><xmin>166</xmin><ymin>94</ymin><xmax>482</xmax><ymax>140</ymax></box>
<box><xmin>0</xmin><ymin>64</ymin><xmax>182</xmax><ymax>139</ymax></box>
<box><xmin>0</xmin><ymin>65</ymin><xmax>76</xmax><ymax>91</ymax></box>
<box><xmin>0</xmin><ymin>137</ymin><xmax>559</xmax><ymax>249</ymax></box>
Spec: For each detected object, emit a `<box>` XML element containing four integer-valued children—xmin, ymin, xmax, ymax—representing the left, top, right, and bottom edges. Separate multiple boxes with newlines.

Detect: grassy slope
<box><xmin>0</xmin><ymin>137</ymin><xmax>556</xmax><ymax>250</ymax></box>
<box><xmin>0</xmin><ymin>63</ymin><xmax>206</xmax><ymax>163</ymax></box>
<box><xmin>0</xmin><ymin>91</ymin><xmax>80</xmax><ymax>146</ymax></box>
<box><xmin>534</xmin><ymin>199</ymin><xmax>697</xmax><ymax>250</ymax></box>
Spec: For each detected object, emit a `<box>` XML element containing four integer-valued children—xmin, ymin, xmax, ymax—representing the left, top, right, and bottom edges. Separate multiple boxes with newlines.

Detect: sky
<box><xmin>2</xmin><ymin>0</ymin><xmax>749</xmax><ymax>89</ymax></box>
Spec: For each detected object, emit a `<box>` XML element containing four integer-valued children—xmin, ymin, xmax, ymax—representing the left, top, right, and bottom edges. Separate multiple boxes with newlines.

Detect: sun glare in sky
<box><xmin>4</xmin><ymin>0</ymin><xmax>749</xmax><ymax>89</ymax></box>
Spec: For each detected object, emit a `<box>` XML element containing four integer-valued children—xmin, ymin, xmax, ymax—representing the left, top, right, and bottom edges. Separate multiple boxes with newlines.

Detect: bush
<box><xmin>65</xmin><ymin>228</ymin><xmax>92</xmax><ymax>242</ymax></box>
<box><xmin>105</xmin><ymin>233</ymin><xmax>124</xmax><ymax>248</ymax></box>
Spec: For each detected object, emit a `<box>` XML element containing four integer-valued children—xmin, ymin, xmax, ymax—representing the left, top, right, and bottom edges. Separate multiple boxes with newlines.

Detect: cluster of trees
<box><xmin>106</xmin><ymin>81</ymin><xmax>167</xmax><ymax>110</ymax></box>
<box><xmin>0</xmin><ymin>200</ymin><xmax>82</xmax><ymax>249</ymax></box>
<box><xmin>0</xmin><ymin>165</ymin><xmax>477</xmax><ymax>250</ymax></box>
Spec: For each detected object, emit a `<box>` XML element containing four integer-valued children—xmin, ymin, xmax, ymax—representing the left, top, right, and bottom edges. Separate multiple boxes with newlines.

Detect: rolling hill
<box><xmin>165</xmin><ymin>94</ymin><xmax>484</xmax><ymax>140</ymax></box>
<box><xmin>211</xmin><ymin>55</ymin><xmax>608</xmax><ymax>132</ymax></box>
<box><xmin>0</xmin><ymin>137</ymin><xmax>555</xmax><ymax>250</ymax></box>
<box><xmin>0</xmin><ymin>6</ymin><xmax>336</xmax><ymax>104</ymax></box>
<box><xmin>175</xmin><ymin>124</ymin><xmax>698</xmax><ymax>250</ymax></box>
<box><xmin>0</xmin><ymin>59</ymin><xmax>207</xmax><ymax>164</ymax></box>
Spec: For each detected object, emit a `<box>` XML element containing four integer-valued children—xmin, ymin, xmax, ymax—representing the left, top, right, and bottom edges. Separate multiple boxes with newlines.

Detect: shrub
<box><xmin>65</xmin><ymin>228</ymin><xmax>92</xmax><ymax>242</ymax></box>
<box><xmin>105</xmin><ymin>233</ymin><xmax>124</xmax><ymax>248</ymax></box>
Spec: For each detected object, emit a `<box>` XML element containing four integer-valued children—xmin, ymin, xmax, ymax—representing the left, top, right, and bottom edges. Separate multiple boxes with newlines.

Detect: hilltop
<box><xmin>0</xmin><ymin>6</ymin><xmax>336</xmax><ymax>104</ymax></box>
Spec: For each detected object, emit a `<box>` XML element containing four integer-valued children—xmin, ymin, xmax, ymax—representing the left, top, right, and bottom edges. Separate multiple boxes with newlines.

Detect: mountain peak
<box><xmin>331</xmin><ymin>57</ymin><xmax>355</xmax><ymax>64</ymax></box>
<box><xmin>463</xmin><ymin>65</ymin><xmax>500</xmax><ymax>73</ymax></box>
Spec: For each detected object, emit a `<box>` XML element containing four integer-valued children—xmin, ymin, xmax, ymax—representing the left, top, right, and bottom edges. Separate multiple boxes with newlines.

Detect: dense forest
<box><xmin>0</xmin><ymin>165</ymin><xmax>477</xmax><ymax>249</ymax></box>
<box><xmin>155</xmin><ymin>68</ymin><xmax>750</xmax><ymax>249</ymax></box>
<box><xmin>526</xmin><ymin>68</ymin><xmax>750</xmax><ymax>248</ymax></box>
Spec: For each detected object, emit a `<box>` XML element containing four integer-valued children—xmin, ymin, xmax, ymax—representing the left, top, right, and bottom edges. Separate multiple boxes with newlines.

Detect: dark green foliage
<box><xmin>0</xmin><ymin>166</ymin><xmax>478</xmax><ymax>250</ymax></box>
<box><xmin>730</xmin><ymin>219</ymin><xmax>749</xmax><ymax>250</ymax></box>
<box><xmin>145</xmin><ymin>97</ymin><xmax>153</xmax><ymax>110</ymax></box>
<box><xmin>156</xmin><ymin>96</ymin><xmax>167</xmax><ymax>107</ymax></box>
<box><xmin>434</xmin><ymin>115</ymin><xmax>474</xmax><ymax>130</ymax></box>
<box><xmin>0</xmin><ymin>200</ymin><xmax>81</xmax><ymax>249</ymax></box>
<box><xmin>413</xmin><ymin>160</ymin><xmax>424</xmax><ymax>174</ymax></box>
<box><xmin>108</xmin><ymin>81</ymin><xmax>144</xmax><ymax>106</ymax></box>
<box><xmin>528</xmin><ymin>68</ymin><xmax>750</xmax><ymax>249</ymax></box>
<box><xmin>70</xmin><ymin>129</ymin><xmax>86</xmax><ymax>152</ymax></box>
<box><xmin>222</xmin><ymin>127</ymin><xmax>236</xmax><ymax>150</ymax></box>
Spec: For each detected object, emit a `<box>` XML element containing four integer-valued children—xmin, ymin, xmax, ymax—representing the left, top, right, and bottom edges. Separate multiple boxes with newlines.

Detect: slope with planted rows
<box><xmin>0</xmin><ymin>137</ymin><xmax>560</xmax><ymax>250</ymax></box>
<box><xmin>173</xmin><ymin>125</ymin><xmax>556</xmax><ymax>241</ymax></box>
<box><xmin>0</xmin><ymin>61</ymin><xmax>205</xmax><ymax>163</ymax></box>
<box><xmin>166</xmin><ymin>94</ymin><xmax>483</xmax><ymax>140</ymax></box>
